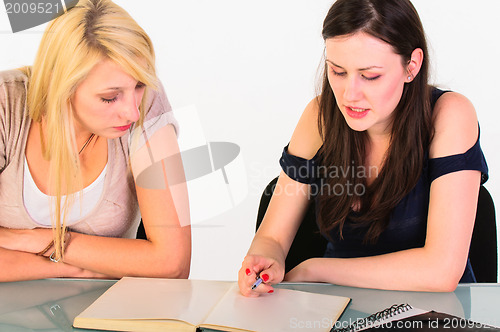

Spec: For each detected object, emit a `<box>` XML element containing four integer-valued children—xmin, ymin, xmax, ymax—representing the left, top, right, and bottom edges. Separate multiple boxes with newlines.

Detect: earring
<box><xmin>407</xmin><ymin>75</ymin><xmax>413</xmax><ymax>82</ymax></box>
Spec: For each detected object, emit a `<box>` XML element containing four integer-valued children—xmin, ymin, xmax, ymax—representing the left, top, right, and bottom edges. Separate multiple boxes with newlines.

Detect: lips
<box><xmin>114</xmin><ymin>123</ymin><xmax>132</xmax><ymax>131</ymax></box>
<box><xmin>345</xmin><ymin>106</ymin><xmax>369</xmax><ymax>119</ymax></box>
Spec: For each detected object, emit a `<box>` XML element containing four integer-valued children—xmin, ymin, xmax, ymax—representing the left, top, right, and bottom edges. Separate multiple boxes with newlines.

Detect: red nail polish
<box><xmin>245</xmin><ymin>268</ymin><xmax>251</xmax><ymax>276</ymax></box>
<box><xmin>262</xmin><ymin>274</ymin><xmax>269</xmax><ymax>282</ymax></box>
<box><xmin>268</xmin><ymin>290</ymin><xmax>274</xmax><ymax>294</ymax></box>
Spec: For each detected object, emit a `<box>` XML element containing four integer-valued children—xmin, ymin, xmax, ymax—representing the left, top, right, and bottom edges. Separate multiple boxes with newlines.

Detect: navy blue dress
<box><xmin>279</xmin><ymin>89</ymin><xmax>489</xmax><ymax>283</ymax></box>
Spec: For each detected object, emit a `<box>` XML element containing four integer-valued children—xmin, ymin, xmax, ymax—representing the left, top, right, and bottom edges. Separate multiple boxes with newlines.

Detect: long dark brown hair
<box><xmin>317</xmin><ymin>0</ymin><xmax>433</xmax><ymax>243</ymax></box>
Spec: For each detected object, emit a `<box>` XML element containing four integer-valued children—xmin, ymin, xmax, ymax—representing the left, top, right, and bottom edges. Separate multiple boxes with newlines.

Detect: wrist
<box><xmin>301</xmin><ymin>258</ymin><xmax>317</xmax><ymax>282</ymax></box>
<box><xmin>33</xmin><ymin>228</ymin><xmax>56</xmax><ymax>254</ymax></box>
<box><xmin>286</xmin><ymin>258</ymin><xmax>318</xmax><ymax>282</ymax></box>
<box><xmin>48</xmin><ymin>231</ymin><xmax>72</xmax><ymax>263</ymax></box>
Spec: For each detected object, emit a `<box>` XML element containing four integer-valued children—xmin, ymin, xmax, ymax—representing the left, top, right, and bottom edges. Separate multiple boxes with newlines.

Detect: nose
<box><xmin>121</xmin><ymin>92</ymin><xmax>140</xmax><ymax>123</ymax></box>
<box><xmin>343</xmin><ymin>76</ymin><xmax>362</xmax><ymax>103</ymax></box>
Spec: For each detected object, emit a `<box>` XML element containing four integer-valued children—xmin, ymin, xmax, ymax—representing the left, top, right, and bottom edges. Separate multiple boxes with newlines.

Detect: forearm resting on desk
<box><xmin>0</xmin><ymin>225</ymin><xmax>191</xmax><ymax>280</ymax></box>
<box><xmin>0</xmin><ymin>247</ymin><xmax>111</xmax><ymax>282</ymax></box>
<box><xmin>284</xmin><ymin>246</ymin><xmax>466</xmax><ymax>292</ymax></box>
<box><xmin>62</xmin><ymin>228</ymin><xmax>191</xmax><ymax>279</ymax></box>
<box><xmin>0</xmin><ymin>226</ymin><xmax>190</xmax><ymax>279</ymax></box>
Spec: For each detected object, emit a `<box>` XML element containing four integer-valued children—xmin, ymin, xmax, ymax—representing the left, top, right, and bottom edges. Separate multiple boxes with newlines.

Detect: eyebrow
<box><xmin>100</xmin><ymin>87</ymin><xmax>122</xmax><ymax>92</ymax></box>
<box><xmin>100</xmin><ymin>81</ymin><xmax>145</xmax><ymax>92</ymax></box>
<box><xmin>325</xmin><ymin>59</ymin><xmax>383</xmax><ymax>71</ymax></box>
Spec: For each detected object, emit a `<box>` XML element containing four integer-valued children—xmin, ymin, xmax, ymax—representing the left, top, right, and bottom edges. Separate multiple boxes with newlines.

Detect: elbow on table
<box><xmin>165</xmin><ymin>262</ymin><xmax>190</xmax><ymax>279</ymax></box>
<box><xmin>145</xmin><ymin>234</ymin><xmax>191</xmax><ymax>279</ymax></box>
<box><xmin>155</xmin><ymin>268</ymin><xmax>190</xmax><ymax>279</ymax></box>
<box><xmin>133</xmin><ymin>260</ymin><xmax>190</xmax><ymax>279</ymax></box>
<box><xmin>410</xmin><ymin>247</ymin><xmax>468</xmax><ymax>292</ymax></box>
<box><xmin>424</xmin><ymin>276</ymin><xmax>459</xmax><ymax>293</ymax></box>
<box><xmin>154</xmin><ymin>252</ymin><xmax>191</xmax><ymax>279</ymax></box>
<box><xmin>124</xmin><ymin>245</ymin><xmax>191</xmax><ymax>279</ymax></box>
<box><xmin>420</xmin><ymin>264</ymin><xmax>462</xmax><ymax>292</ymax></box>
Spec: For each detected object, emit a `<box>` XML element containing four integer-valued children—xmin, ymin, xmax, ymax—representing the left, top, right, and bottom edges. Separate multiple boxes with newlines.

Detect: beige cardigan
<box><xmin>0</xmin><ymin>69</ymin><xmax>178</xmax><ymax>238</ymax></box>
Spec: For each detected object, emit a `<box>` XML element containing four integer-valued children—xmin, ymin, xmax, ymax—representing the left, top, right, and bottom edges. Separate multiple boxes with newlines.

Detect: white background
<box><xmin>0</xmin><ymin>0</ymin><xmax>498</xmax><ymax>282</ymax></box>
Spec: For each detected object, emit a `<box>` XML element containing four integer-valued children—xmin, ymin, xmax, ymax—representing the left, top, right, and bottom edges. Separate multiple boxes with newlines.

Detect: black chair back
<box><xmin>469</xmin><ymin>186</ymin><xmax>497</xmax><ymax>282</ymax></box>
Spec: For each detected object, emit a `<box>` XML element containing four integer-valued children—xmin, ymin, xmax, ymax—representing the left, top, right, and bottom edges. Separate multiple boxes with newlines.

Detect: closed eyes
<box><xmin>100</xmin><ymin>82</ymin><xmax>146</xmax><ymax>104</ymax></box>
<box><xmin>330</xmin><ymin>68</ymin><xmax>381</xmax><ymax>81</ymax></box>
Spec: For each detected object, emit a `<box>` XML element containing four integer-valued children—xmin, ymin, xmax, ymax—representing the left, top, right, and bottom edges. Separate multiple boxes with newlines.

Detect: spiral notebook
<box><xmin>332</xmin><ymin>304</ymin><xmax>500</xmax><ymax>331</ymax></box>
<box><xmin>332</xmin><ymin>304</ymin><xmax>427</xmax><ymax>331</ymax></box>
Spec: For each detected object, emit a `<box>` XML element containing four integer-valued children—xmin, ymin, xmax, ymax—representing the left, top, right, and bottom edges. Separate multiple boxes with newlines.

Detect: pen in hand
<box><xmin>251</xmin><ymin>277</ymin><xmax>263</xmax><ymax>290</ymax></box>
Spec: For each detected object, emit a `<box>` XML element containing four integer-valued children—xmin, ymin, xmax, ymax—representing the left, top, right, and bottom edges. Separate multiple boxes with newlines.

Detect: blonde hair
<box><xmin>21</xmin><ymin>0</ymin><xmax>158</xmax><ymax>261</ymax></box>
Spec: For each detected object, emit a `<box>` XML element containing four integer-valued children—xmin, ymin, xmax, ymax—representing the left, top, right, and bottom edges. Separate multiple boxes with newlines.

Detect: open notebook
<box><xmin>73</xmin><ymin>277</ymin><xmax>350</xmax><ymax>332</ymax></box>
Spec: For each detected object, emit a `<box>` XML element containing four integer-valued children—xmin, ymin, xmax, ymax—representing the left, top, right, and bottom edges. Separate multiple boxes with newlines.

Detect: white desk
<box><xmin>0</xmin><ymin>279</ymin><xmax>498</xmax><ymax>331</ymax></box>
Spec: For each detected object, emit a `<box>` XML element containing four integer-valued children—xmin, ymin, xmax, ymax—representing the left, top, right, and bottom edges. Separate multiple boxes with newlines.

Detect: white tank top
<box><xmin>23</xmin><ymin>158</ymin><xmax>107</xmax><ymax>226</ymax></box>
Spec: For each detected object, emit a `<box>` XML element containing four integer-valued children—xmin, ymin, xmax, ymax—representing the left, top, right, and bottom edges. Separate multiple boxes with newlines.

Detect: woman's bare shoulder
<box><xmin>430</xmin><ymin>91</ymin><xmax>478</xmax><ymax>159</ymax></box>
<box><xmin>288</xmin><ymin>97</ymin><xmax>323</xmax><ymax>159</ymax></box>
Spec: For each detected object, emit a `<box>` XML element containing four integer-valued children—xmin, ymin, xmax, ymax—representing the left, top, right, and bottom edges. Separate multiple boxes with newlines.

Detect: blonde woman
<box><xmin>0</xmin><ymin>0</ymin><xmax>191</xmax><ymax>281</ymax></box>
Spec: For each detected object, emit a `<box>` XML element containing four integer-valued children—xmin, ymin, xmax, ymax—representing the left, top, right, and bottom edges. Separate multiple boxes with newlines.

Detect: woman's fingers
<box><xmin>238</xmin><ymin>255</ymin><xmax>283</xmax><ymax>297</ymax></box>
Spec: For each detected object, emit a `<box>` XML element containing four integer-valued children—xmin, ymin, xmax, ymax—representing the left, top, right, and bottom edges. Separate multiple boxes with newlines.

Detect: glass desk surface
<box><xmin>0</xmin><ymin>279</ymin><xmax>498</xmax><ymax>331</ymax></box>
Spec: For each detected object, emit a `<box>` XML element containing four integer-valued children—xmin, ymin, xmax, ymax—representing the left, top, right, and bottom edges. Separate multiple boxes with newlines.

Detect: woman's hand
<box><xmin>238</xmin><ymin>254</ymin><xmax>285</xmax><ymax>297</ymax></box>
<box><xmin>0</xmin><ymin>227</ymin><xmax>53</xmax><ymax>254</ymax></box>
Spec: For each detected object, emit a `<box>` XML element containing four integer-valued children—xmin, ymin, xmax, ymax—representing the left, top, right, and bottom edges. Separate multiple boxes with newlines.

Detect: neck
<box><xmin>79</xmin><ymin>133</ymin><xmax>95</xmax><ymax>155</ymax></box>
<box><xmin>40</xmin><ymin>118</ymin><xmax>96</xmax><ymax>156</ymax></box>
<box><xmin>72</xmin><ymin>119</ymin><xmax>96</xmax><ymax>155</ymax></box>
<box><xmin>367</xmin><ymin>128</ymin><xmax>391</xmax><ymax>148</ymax></box>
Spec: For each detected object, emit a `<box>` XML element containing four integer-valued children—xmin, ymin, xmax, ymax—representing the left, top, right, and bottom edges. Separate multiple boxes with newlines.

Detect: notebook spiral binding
<box><xmin>334</xmin><ymin>303</ymin><xmax>413</xmax><ymax>332</ymax></box>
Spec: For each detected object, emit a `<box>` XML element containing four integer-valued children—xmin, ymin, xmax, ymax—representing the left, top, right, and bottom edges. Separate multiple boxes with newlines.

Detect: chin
<box><xmin>111</xmin><ymin>132</ymin><xmax>129</xmax><ymax>139</ymax></box>
<box><xmin>341</xmin><ymin>116</ymin><xmax>371</xmax><ymax>132</ymax></box>
<box><xmin>346</xmin><ymin>124</ymin><xmax>369</xmax><ymax>132</ymax></box>
<box><xmin>100</xmin><ymin>131</ymin><xmax>128</xmax><ymax>140</ymax></box>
